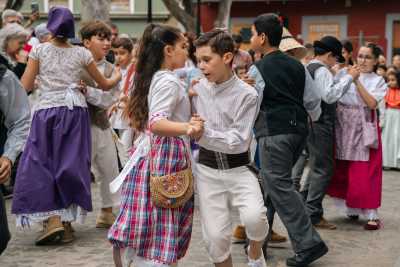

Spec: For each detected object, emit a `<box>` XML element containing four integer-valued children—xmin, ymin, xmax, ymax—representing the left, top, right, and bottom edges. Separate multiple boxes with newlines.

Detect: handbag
<box><xmin>361</xmin><ymin>108</ymin><xmax>379</xmax><ymax>149</ymax></box>
<box><xmin>149</xmin><ymin>135</ymin><xmax>194</xmax><ymax>209</ymax></box>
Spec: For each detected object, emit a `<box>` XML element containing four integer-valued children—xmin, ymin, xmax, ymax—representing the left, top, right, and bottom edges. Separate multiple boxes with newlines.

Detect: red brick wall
<box><xmin>200</xmin><ymin>0</ymin><xmax>400</xmax><ymax>55</ymax></box>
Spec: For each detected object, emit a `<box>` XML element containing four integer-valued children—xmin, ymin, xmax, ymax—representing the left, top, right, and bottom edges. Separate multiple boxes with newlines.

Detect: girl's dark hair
<box><xmin>125</xmin><ymin>24</ymin><xmax>182</xmax><ymax>131</ymax></box>
<box><xmin>388</xmin><ymin>70</ymin><xmax>400</xmax><ymax>88</ymax></box>
<box><xmin>342</xmin><ymin>39</ymin><xmax>354</xmax><ymax>65</ymax></box>
<box><xmin>184</xmin><ymin>32</ymin><xmax>197</xmax><ymax>65</ymax></box>
<box><xmin>363</xmin><ymin>43</ymin><xmax>381</xmax><ymax>72</ymax></box>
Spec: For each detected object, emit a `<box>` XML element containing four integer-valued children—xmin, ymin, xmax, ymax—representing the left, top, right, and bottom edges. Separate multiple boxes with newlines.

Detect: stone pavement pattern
<box><xmin>1</xmin><ymin>170</ymin><xmax>400</xmax><ymax>267</ymax></box>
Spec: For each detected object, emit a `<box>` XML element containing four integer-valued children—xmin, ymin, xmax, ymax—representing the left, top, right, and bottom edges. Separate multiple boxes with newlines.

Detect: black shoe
<box><xmin>286</xmin><ymin>242</ymin><xmax>328</xmax><ymax>267</ymax></box>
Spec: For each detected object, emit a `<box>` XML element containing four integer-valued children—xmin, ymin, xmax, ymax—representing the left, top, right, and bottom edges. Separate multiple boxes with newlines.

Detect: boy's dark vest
<box><xmin>254</xmin><ymin>50</ymin><xmax>308</xmax><ymax>138</ymax></box>
<box><xmin>81</xmin><ymin>61</ymin><xmax>114</xmax><ymax>130</ymax></box>
<box><xmin>307</xmin><ymin>63</ymin><xmax>336</xmax><ymax>125</ymax></box>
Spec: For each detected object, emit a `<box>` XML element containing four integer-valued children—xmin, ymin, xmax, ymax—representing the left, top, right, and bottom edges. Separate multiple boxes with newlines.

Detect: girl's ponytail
<box><xmin>125</xmin><ymin>24</ymin><xmax>182</xmax><ymax>132</ymax></box>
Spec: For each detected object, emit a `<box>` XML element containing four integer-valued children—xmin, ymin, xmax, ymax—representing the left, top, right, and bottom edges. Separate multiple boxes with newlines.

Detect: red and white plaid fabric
<box><xmin>108</xmin><ymin>135</ymin><xmax>194</xmax><ymax>264</ymax></box>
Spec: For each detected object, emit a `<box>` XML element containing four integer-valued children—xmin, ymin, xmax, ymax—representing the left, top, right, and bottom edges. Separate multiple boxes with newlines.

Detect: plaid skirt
<box><xmin>108</xmin><ymin>135</ymin><xmax>194</xmax><ymax>264</ymax></box>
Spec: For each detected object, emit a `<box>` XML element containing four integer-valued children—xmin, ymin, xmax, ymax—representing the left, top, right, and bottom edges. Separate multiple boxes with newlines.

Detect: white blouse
<box><xmin>339</xmin><ymin>72</ymin><xmax>387</xmax><ymax>107</ymax></box>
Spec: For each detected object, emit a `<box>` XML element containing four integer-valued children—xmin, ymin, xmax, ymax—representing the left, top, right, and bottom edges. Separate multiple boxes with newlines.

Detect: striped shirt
<box><xmin>192</xmin><ymin>74</ymin><xmax>258</xmax><ymax>155</ymax></box>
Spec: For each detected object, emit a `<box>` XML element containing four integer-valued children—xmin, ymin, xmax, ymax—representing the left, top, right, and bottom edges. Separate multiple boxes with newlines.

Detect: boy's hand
<box><xmin>16</xmin><ymin>50</ymin><xmax>28</xmax><ymax>64</ymax></box>
<box><xmin>348</xmin><ymin>65</ymin><xmax>360</xmax><ymax>80</ymax></box>
<box><xmin>78</xmin><ymin>80</ymin><xmax>87</xmax><ymax>95</ymax></box>
<box><xmin>189</xmin><ymin>80</ymin><xmax>199</xmax><ymax>98</ymax></box>
<box><xmin>187</xmin><ymin>114</ymin><xmax>205</xmax><ymax>140</ymax></box>
<box><xmin>0</xmin><ymin>157</ymin><xmax>12</xmax><ymax>184</ymax></box>
<box><xmin>242</xmin><ymin>74</ymin><xmax>255</xmax><ymax>86</ymax></box>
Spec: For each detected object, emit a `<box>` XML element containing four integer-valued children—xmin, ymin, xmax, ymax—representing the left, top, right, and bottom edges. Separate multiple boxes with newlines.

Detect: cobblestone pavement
<box><xmin>1</xmin><ymin>170</ymin><xmax>400</xmax><ymax>267</ymax></box>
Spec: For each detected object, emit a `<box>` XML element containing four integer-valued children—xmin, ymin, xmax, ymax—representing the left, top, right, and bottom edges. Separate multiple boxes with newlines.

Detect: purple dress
<box><xmin>12</xmin><ymin>43</ymin><xmax>94</xmax><ymax>225</ymax></box>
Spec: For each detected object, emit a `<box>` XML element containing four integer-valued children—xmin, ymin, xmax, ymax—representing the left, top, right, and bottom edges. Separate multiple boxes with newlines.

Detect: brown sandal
<box><xmin>364</xmin><ymin>219</ymin><xmax>380</xmax><ymax>230</ymax></box>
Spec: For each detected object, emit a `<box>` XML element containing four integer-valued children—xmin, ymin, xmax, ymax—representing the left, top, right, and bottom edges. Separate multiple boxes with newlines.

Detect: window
<box><xmin>110</xmin><ymin>0</ymin><xmax>134</xmax><ymax>14</ymax></box>
<box><xmin>44</xmin><ymin>0</ymin><xmax>73</xmax><ymax>12</ymax></box>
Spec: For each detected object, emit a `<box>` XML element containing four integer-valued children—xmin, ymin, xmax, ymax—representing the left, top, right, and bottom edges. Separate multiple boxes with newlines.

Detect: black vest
<box><xmin>307</xmin><ymin>63</ymin><xmax>336</xmax><ymax>126</ymax></box>
<box><xmin>254</xmin><ymin>50</ymin><xmax>308</xmax><ymax>137</ymax></box>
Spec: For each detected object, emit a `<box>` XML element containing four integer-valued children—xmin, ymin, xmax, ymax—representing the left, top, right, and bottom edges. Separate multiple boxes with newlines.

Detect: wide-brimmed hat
<box><xmin>46</xmin><ymin>6</ymin><xmax>75</xmax><ymax>39</ymax></box>
<box><xmin>314</xmin><ymin>36</ymin><xmax>345</xmax><ymax>63</ymax></box>
<box><xmin>279</xmin><ymin>27</ymin><xmax>306</xmax><ymax>58</ymax></box>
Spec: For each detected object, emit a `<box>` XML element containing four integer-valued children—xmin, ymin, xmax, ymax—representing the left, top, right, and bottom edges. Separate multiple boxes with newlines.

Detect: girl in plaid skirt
<box><xmin>108</xmin><ymin>24</ymin><xmax>204</xmax><ymax>267</ymax></box>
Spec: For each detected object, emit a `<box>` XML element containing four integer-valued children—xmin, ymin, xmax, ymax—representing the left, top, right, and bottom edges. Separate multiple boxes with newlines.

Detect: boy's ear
<box><xmin>260</xmin><ymin>32</ymin><xmax>267</xmax><ymax>46</ymax></box>
<box><xmin>222</xmin><ymin>52</ymin><xmax>234</xmax><ymax>65</ymax></box>
<box><xmin>83</xmin><ymin>39</ymin><xmax>91</xmax><ymax>48</ymax></box>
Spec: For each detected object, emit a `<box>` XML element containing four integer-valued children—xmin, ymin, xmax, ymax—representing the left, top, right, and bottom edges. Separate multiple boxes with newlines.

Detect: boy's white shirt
<box><xmin>192</xmin><ymin>74</ymin><xmax>258</xmax><ymax>154</ymax></box>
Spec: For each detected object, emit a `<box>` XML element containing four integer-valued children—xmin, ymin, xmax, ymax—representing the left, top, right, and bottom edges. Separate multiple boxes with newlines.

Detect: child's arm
<box><xmin>21</xmin><ymin>58</ymin><xmax>39</xmax><ymax>92</ymax></box>
<box><xmin>151</xmin><ymin>118</ymin><xmax>203</xmax><ymax>139</ymax></box>
<box><xmin>85</xmin><ymin>62</ymin><xmax>121</xmax><ymax>91</ymax></box>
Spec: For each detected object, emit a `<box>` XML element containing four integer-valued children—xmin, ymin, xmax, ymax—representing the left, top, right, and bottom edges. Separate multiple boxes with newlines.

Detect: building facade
<box><xmin>201</xmin><ymin>0</ymin><xmax>400</xmax><ymax>60</ymax></box>
<box><xmin>1</xmin><ymin>0</ymin><xmax>171</xmax><ymax>38</ymax></box>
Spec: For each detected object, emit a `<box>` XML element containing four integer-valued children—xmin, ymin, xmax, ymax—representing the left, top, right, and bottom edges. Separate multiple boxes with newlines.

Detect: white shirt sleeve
<box><xmin>148</xmin><ymin>79</ymin><xmax>180</xmax><ymax>125</ymax></box>
<box><xmin>198</xmin><ymin>94</ymin><xmax>258</xmax><ymax>154</ymax></box>
<box><xmin>314</xmin><ymin>67</ymin><xmax>353</xmax><ymax>104</ymax></box>
<box><xmin>303</xmin><ymin>67</ymin><xmax>322</xmax><ymax>121</ymax></box>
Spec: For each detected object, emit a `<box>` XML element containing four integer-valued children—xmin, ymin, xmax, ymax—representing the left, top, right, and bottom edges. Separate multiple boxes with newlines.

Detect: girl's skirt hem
<box><xmin>16</xmin><ymin>204</ymin><xmax>88</xmax><ymax>228</ymax></box>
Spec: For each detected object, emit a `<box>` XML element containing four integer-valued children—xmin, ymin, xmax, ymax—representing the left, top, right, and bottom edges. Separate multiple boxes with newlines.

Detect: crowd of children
<box><xmin>1</xmin><ymin>5</ymin><xmax>399</xmax><ymax>267</ymax></box>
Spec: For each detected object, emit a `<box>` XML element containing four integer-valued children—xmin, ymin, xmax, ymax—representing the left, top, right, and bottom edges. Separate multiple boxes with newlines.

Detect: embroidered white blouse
<box><xmin>29</xmin><ymin>43</ymin><xmax>94</xmax><ymax>111</ymax></box>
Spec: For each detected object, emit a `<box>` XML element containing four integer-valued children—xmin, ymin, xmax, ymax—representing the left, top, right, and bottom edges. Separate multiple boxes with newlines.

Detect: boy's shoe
<box><xmin>96</xmin><ymin>211</ymin><xmax>116</xmax><ymax>229</ymax></box>
<box><xmin>313</xmin><ymin>217</ymin><xmax>337</xmax><ymax>230</ymax></box>
<box><xmin>35</xmin><ymin>216</ymin><xmax>65</xmax><ymax>246</ymax></box>
<box><xmin>269</xmin><ymin>230</ymin><xmax>287</xmax><ymax>243</ymax></box>
<box><xmin>248</xmin><ymin>248</ymin><xmax>267</xmax><ymax>267</ymax></box>
<box><xmin>232</xmin><ymin>225</ymin><xmax>247</xmax><ymax>243</ymax></box>
<box><xmin>286</xmin><ymin>242</ymin><xmax>328</xmax><ymax>267</ymax></box>
<box><xmin>61</xmin><ymin>222</ymin><xmax>75</xmax><ymax>243</ymax></box>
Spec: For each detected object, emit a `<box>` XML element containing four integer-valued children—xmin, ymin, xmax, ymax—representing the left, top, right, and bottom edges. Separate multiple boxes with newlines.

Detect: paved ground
<box><xmin>1</xmin><ymin>170</ymin><xmax>400</xmax><ymax>267</ymax></box>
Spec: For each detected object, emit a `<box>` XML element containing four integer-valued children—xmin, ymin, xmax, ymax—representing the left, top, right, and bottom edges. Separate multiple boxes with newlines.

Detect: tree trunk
<box><xmin>162</xmin><ymin>0</ymin><xmax>196</xmax><ymax>33</ymax></box>
<box><xmin>214</xmin><ymin>0</ymin><xmax>232</xmax><ymax>29</ymax></box>
<box><xmin>4</xmin><ymin>0</ymin><xmax>24</xmax><ymax>11</ymax></box>
<box><xmin>81</xmin><ymin>0</ymin><xmax>111</xmax><ymax>22</ymax></box>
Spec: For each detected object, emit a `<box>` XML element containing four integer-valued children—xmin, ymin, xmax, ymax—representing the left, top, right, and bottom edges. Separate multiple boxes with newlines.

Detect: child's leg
<box><xmin>113</xmin><ymin>246</ymin><xmax>123</xmax><ymax>267</ymax></box>
<box><xmin>196</xmin><ymin>164</ymin><xmax>233</xmax><ymax>266</ymax></box>
<box><xmin>228</xmin><ymin>166</ymin><xmax>268</xmax><ymax>261</ymax></box>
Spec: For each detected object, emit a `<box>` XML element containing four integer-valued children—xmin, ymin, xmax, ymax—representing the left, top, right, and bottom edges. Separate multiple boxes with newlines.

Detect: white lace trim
<box><xmin>16</xmin><ymin>204</ymin><xmax>88</xmax><ymax>228</ymax></box>
<box><xmin>332</xmin><ymin>198</ymin><xmax>379</xmax><ymax>220</ymax></box>
<box><xmin>123</xmin><ymin>248</ymin><xmax>175</xmax><ymax>267</ymax></box>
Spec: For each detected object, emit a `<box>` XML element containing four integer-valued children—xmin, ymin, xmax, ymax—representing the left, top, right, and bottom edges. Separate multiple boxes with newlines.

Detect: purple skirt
<box><xmin>12</xmin><ymin>106</ymin><xmax>92</xmax><ymax>215</ymax></box>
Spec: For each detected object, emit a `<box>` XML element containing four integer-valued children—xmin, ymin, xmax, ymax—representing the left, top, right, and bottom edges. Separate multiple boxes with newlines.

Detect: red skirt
<box><xmin>327</xmin><ymin>128</ymin><xmax>382</xmax><ymax>209</ymax></box>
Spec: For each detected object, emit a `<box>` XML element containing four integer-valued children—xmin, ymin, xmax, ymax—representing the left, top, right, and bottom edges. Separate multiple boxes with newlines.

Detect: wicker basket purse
<box><xmin>149</xmin><ymin>136</ymin><xmax>194</xmax><ymax>209</ymax></box>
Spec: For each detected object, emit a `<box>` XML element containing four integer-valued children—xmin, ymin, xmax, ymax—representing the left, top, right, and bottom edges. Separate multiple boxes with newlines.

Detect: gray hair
<box><xmin>2</xmin><ymin>9</ymin><xmax>19</xmax><ymax>24</ymax></box>
<box><xmin>34</xmin><ymin>23</ymin><xmax>51</xmax><ymax>41</ymax></box>
<box><xmin>0</xmin><ymin>23</ymin><xmax>29</xmax><ymax>56</ymax></box>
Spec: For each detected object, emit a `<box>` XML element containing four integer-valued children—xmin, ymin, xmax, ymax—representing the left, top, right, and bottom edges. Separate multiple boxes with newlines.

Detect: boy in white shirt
<box><xmin>192</xmin><ymin>29</ymin><xmax>268</xmax><ymax>267</ymax></box>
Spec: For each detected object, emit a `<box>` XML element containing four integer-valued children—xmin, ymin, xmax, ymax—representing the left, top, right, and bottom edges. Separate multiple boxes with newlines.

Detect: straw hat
<box><xmin>279</xmin><ymin>27</ymin><xmax>306</xmax><ymax>59</ymax></box>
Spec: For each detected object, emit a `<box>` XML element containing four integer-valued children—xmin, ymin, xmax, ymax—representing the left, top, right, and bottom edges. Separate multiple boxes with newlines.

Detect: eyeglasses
<box><xmin>357</xmin><ymin>54</ymin><xmax>374</xmax><ymax>61</ymax></box>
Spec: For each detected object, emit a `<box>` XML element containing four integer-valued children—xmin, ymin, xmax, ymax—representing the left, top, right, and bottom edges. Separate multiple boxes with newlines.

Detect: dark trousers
<box><xmin>301</xmin><ymin>123</ymin><xmax>334</xmax><ymax>224</ymax></box>
<box><xmin>0</xmin><ymin>190</ymin><xmax>10</xmax><ymax>255</ymax></box>
<box><xmin>259</xmin><ymin>133</ymin><xmax>323</xmax><ymax>253</ymax></box>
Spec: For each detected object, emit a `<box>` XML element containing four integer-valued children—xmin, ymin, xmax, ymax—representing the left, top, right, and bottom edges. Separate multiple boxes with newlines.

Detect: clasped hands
<box><xmin>187</xmin><ymin>114</ymin><xmax>205</xmax><ymax>141</ymax></box>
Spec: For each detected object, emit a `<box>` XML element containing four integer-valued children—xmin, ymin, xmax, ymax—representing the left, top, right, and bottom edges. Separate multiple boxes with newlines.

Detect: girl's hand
<box><xmin>187</xmin><ymin>115</ymin><xmax>205</xmax><ymax>140</ymax></box>
<box><xmin>242</xmin><ymin>74</ymin><xmax>255</xmax><ymax>86</ymax></box>
<box><xmin>113</xmin><ymin>66</ymin><xmax>122</xmax><ymax>82</ymax></box>
<box><xmin>78</xmin><ymin>80</ymin><xmax>87</xmax><ymax>95</ymax></box>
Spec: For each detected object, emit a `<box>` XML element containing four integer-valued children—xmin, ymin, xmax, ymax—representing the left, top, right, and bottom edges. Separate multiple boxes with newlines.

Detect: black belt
<box><xmin>198</xmin><ymin>147</ymin><xmax>250</xmax><ymax>170</ymax></box>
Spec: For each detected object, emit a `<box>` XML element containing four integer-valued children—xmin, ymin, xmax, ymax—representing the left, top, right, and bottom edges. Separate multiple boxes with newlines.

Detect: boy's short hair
<box><xmin>253</xmin><ymin>13</ymin><xmax>283</xmax><ymax>47</ymax></box>
<box><xmin>232</xmin><ymin>34</ymin><xmax>243</xmax><ymax>44</ymax></box>
<box><xmin>80</xmin><ymin>20</ymin><xmax>111</xmax><ymax>41</ymax></box>
<box><xmin>112</xmin><ymin>37</ymin><xmax>133</xmax><ymax>52</ymax></box>
<box><xmin>194</xmin><ymin>29</ymin><xmax>234</xmax><ymax>57</ymax></box>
